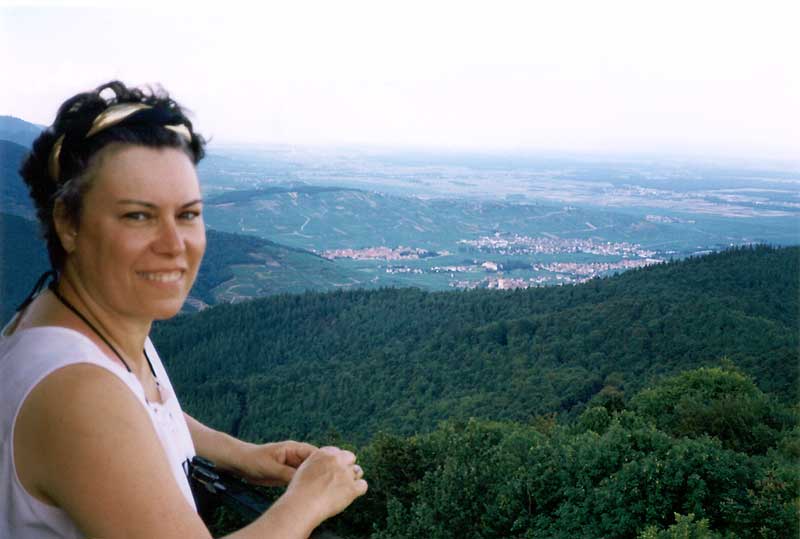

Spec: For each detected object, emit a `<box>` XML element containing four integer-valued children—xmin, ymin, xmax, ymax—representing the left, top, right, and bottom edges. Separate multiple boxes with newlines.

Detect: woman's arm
<box><xmin>184</xmin><ymin>412</ymin><xmax>317</xmax><ymax>485</ymax></box>
<box><xmin>184</xmin><ymin>413</ymin><xmax>248</xmax><ymax>472</ymax></box>
<box><xmin>15</xmin><ymin>364</ymin><xmax>364</xmax><ymax>539</ymax></box>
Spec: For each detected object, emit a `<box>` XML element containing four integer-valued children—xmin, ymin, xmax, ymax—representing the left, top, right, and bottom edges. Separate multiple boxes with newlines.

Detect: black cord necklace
<box><xmin>48</xmin><ymin>281</ymin><xmax>161</xmax><ymax>396</ymax></box>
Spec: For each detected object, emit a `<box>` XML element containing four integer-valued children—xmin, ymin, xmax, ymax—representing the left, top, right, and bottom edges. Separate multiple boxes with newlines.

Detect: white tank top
<box><xmin>0</xmin><ymin>325</ymin><xmax>197</xmax><ymax>538</ymax></box>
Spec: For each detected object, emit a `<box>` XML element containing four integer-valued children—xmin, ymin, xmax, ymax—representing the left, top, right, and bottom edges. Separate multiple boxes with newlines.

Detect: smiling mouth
<box><xmin>137</xmin><ymin>270</ymin><xmax>184</xmax><ymax>283</ymax></box>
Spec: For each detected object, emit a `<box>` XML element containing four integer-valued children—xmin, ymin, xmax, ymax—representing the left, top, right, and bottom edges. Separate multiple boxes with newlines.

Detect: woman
<box><xmin>1</xmin><ymin>81</ymin><xmax>367</xmax><ymax>538</ymax></box>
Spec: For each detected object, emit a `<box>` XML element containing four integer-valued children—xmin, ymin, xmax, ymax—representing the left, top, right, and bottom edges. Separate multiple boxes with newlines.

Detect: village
<box><xmin>321</xmin><ymin>245</ymin><xmax>442</xmax><ymax>261</ymax></box>
<box><xmin>457</xmin><ymin>233</ymin><xmax>658</xmax><ymax>258</ymax></box>
<box><xmin>316</xmin><ymin>235</ymin><xmax>665</xmax><ymax>289</ymax></box>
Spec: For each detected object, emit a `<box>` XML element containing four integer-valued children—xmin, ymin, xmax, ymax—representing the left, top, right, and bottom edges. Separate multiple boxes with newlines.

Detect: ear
<box><xmin>53</xmin><ymin>199</ymin><xmax>78</xmax><ymax>254</ymax></box>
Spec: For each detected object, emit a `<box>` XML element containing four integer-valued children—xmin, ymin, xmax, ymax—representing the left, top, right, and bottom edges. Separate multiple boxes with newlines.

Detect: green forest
<box><xmin>152</xmin><ymin>245</ymin><xmax>800</xmax><ymax>538</ymax></box>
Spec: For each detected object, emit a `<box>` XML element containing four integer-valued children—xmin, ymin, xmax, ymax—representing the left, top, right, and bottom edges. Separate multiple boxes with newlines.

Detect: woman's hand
<box><xmin>183</xmin><ymin>414</ymin><xmax>317</xmax><ymax>487</ymax></box>
<box><xmin>233</xmin><ymin>441</ymin><xmax>318</xmax><ymax>486</ymax></box>
<box><xmin>284</xmin><ymin>446</ymin><xmax>368</xmax><ymax>524</ymax></box>
<box><xmin>183</xmin><ymin>415</ymin><xmax>366</xmax><ymax>528</ymax></box>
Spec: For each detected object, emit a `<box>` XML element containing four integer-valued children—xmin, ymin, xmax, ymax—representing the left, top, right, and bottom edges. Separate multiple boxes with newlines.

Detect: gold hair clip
<box><xmin>85</xmin><ymin>103</ymin><xmax>152</xmax><ymax>138</ymax></box>
<box><xmin>49</xmin><ymin>102</ymin><xmax>192</xmax><ymax>183</ymax></box>
<box><xmin>49</xmin><ymin>134</ymin><xmax>65</xmax><ymax>182</ymax></box>
<box><xmin>165</xmin><ymin>123</ymin><xmax>192</xmax><ymax>142</ymax></box>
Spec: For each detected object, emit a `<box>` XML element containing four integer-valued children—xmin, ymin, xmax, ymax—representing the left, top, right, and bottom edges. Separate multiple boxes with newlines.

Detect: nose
<box><xmin>152</xmin><ymin>217</ymin><xmax>185</xmax><ymax>255</ymax></box>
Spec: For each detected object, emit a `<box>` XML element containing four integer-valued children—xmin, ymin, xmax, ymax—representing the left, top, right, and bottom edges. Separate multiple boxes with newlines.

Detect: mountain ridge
<box><xmin>0</xmin><ymin>115</ymin><xmax>43</xmax><ymax>147</ymax></box>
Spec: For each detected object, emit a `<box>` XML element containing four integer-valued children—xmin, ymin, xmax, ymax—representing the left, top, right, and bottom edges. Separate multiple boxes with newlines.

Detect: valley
<box><xmin>3</xmin><ymin>116</ymin><xmax>797</xmax><ymax>307</ymax></box>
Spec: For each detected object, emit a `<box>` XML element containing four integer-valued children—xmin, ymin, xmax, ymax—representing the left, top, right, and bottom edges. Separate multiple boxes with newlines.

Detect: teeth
<box><xmin>139</xmin><ymin>271</ymin><xmax>182</xmax><ymax>283</ymax></box>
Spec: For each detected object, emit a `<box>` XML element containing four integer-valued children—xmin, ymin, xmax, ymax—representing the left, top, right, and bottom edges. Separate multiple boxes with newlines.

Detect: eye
<box><xmin>123</xmin><ymin>211</ymin><xmax>151</xmax><ymax>221</ymax></box>
<box><xmin>179</xmin><ymin>210</ymin><xmax>202</xmax><ymax>221</ymax></box>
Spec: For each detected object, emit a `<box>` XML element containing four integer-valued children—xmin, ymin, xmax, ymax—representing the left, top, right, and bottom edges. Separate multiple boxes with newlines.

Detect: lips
<box><xmin>137</xmin><ymin>270</ymin><xmax>184</xmax><ymax>283</ymax></box>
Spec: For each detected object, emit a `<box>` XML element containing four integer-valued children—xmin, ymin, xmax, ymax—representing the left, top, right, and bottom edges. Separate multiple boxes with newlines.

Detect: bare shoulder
<box><xmin>14</xmin><ymin>362</ymin><xmax>210</xmax><ymax>539</ymax></box>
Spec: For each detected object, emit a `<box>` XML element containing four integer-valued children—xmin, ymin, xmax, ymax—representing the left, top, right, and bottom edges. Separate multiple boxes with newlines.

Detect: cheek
<box><xmin>189</xmin><ymin>230</ymin><xmax>207</xmax><ymax>263</ymax></box>
<box><xmin>75</xmin><ymin>230</ymin><xmax>120</xmax><ymax>265</ymax></box>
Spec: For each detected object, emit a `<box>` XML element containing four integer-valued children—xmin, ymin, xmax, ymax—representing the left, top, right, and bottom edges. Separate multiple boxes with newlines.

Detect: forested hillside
<box><xmin>339</xmin><ymin>366</ymin><xmax>797</xmax><ymax>539</ymax></box>
<box><xmin>153</xmin><ymin>245</ymin><xmax>798</xmax><ymax>538</ymax></box>
<box><xmin>0</xmin><ymin>139</ymin><xmax>35</xmax><ymax>217</ymax></box>
<box><xmin>190</xmin><ymin>229</ymin><xmax>380</xmax><ymax>307</ymax></box>
<box><xmin>0</xmin><ymin>213</ymin><xmax>49</xmax><ymax>321</ymax></box>
<box><xmin>154</xmin><ymin>245</ymin><xmax>798</xmax><ymax>444</ymax></box>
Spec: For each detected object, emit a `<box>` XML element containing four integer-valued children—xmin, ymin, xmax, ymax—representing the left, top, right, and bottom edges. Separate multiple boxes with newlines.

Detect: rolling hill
<box><xmin>203</xmin><ymin>185</ymin><xmax>659</xmax><ymax>252</ymax></box>
<box><xmin>0</xmin><ymin>115</ymin><xmax>42</xmax><ymax>147</ymax></box>
<box><xmin>191</xmin><ymin>229</ymin><xmax>388</xmax><ymax>309</ymax></box>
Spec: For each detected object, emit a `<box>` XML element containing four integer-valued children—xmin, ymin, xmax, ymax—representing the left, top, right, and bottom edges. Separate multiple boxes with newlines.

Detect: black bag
<box><xmin>185</xmin><ymin>456</ymin><xmax>271</xmax><ymax>524</ymax></box>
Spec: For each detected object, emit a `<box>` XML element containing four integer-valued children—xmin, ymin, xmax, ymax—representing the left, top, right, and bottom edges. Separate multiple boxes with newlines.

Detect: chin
<box><xmin>148</xmin><ymin>299</ymin><xmax>188</xmax><ymax>320</ymax></box>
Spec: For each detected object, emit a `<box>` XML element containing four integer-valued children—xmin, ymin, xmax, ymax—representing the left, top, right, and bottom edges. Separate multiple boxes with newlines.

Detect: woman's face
<box><xmin>63</xmin><ymin>144</ymin><xmax>206</xmax><ymax>321</ymax></box>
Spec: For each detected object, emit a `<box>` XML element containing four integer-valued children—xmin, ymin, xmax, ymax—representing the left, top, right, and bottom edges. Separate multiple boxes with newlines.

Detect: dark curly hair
<box><xmin>19</xmin><ymin>80</ymin><xmax>206</xmax><ymax>270</ymax></box>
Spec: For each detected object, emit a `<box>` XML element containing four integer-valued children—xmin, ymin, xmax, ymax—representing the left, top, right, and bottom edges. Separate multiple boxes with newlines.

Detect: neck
<box><xmin>53</xmin><ymin>270</ymin><xmax>152</xmax><ymax>376</ymax></box>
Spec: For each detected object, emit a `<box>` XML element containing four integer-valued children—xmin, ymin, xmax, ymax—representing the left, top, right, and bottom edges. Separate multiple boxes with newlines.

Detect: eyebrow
<box><xmin>116</xmin><ymin>198</ymin><xmax>203</xmax><ymax>209</ymax></box>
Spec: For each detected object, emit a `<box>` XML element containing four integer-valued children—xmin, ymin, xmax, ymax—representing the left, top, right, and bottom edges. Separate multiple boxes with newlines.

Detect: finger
<box><xmin>273</xmin><ymin>463</ymin><xmax>296</xmax><ymax>485</ymax></box>
<box><xmin>354</xmin><ymin>478</ymin><xmax>368</xmax><ymax>496</ymax></box>
<box><xmin>251</xmin><ymin>463</ymin><xmax>296</xmax><ymax>487</ymax></box>
<box><xmin>284</xmin><ymin>442</ymin><xmax>317</xmax><ymax>467</ymax></box>
<box><xmin>338</xmin><ymin>450</ymin><xmax>356</xmax><ymax>466</ymax></box>
<box><xmin>318</xmin><ymin>446</ymin><xmax>356</xmax><ymax>465</ymax></box>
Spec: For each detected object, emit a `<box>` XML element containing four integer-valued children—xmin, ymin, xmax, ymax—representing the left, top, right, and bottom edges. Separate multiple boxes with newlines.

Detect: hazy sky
<box><xmin>2</xmin><ymin>1</ymin><xmax>799</xmax><ymax>159</ymax></box>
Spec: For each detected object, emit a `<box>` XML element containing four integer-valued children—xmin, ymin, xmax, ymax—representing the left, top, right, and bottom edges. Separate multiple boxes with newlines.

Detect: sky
<box><xmin>2</xmin><ymin>0</ymin><xmax>799</xmax><ymax>160</ymax></box>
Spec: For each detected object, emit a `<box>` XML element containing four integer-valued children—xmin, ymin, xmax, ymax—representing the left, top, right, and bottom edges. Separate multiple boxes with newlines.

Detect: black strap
<box><xmin>48</xmin><ymin>280</ymin><xmax>158</xmax><ymax>379</ymax></box>
<box><xmin>16</xmin><ymin>270</ymin><xmax>58</xmax><ymax>312</ymax></box>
